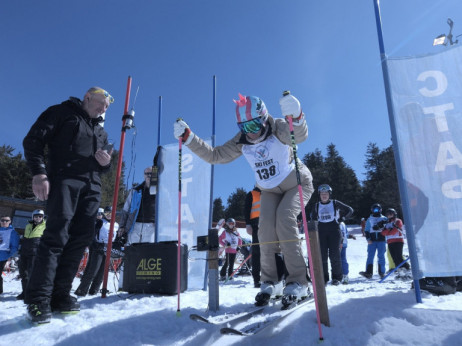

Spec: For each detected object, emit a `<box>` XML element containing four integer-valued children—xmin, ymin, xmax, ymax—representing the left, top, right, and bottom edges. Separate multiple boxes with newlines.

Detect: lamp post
<box><xmin>433</xmin><ymin>18</ymin><xmax>462</xmax><ymax>46</ymax></box>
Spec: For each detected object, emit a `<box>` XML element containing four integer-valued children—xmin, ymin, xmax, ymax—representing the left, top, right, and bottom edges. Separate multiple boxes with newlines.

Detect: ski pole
<box><xmin>284</xmin><ymin>90</ymin><xmax>324</xmax><ymax>341</ymax></box>
<box><xmin>379</xmin><ymin>257</ymin><xmax>410</xmax><ymax>283</ymax></box>
<box><xmin>225</xmin><ymin>253</ymin><xmax>252</xmax><ymax>283</ymax></box>
<box><xmin>176</xmin><ymin>119</ymin><xmax>183</xmax><ymax>316</ymax></box>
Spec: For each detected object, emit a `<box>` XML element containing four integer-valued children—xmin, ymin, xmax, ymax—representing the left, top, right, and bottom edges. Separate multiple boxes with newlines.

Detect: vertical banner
<box><xmin>387</xmin><ymin>45</ymin><xmax>462</xmax><ymax>277</ymax></box>
<box><xmin>157</xmin><ymin>140</ymin><xmax>212</xmax><ymax>289</ymax></box>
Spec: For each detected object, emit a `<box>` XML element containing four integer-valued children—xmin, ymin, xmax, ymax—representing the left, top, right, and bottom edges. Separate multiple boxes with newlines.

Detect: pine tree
<box><xmin>0</xmin><ymin>145</ymin><xmax>33</xmax><ymax>199</ymax></box>
<box><xmin>212</xmin><ymin>197</ymin><xmax>225</xmax><ymax>222</ymax></box>
<box><xmin>224</xmin><ymin>187</ymin><xmax>247</xmax><ymax>221</ymax></box>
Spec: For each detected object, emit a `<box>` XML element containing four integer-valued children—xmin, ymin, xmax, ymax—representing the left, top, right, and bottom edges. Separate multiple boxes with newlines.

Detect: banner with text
<box><xmin>387</xmin><ymin>45</ymin><xmax>462</xmax><ymax>277</ymax></box>
<box><xmin>157</xmin><ymin>140</ymin><xmax>212</xmax><ymax>289</ymax></box>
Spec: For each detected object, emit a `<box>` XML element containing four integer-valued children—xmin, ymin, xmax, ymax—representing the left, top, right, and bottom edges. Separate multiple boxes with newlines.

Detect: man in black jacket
<box><xmin>22</xmin><ymin>87</ymin><xmax>113</xmax><ymax>324</ymax></box>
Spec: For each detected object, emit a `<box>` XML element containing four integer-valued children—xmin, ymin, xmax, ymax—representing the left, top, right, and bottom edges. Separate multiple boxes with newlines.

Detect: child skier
<box><xmin>218</xmin><ymin>218</ymin><xmax>242</xmax><ymax>281</ymax></box>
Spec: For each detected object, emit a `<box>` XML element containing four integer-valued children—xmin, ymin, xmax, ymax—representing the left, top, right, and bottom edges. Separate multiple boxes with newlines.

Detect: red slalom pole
<box><xmin>101</xmin><ymin>76</ymin><xmax>132</xmax><ymax>298</ymax></box>
<box><xmin>284</xmin><ymin>91</ymin><xmax>323</xmax><ymax>341</ymax></box>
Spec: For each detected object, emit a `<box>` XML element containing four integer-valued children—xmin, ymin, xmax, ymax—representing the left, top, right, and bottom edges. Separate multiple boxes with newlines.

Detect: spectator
<box><xmin>75</xmin><ymin>206</ymin><xmax>118</xmax><ymax>296</ymax></box>
<box><xmin>0</xmin><ymin>216</ymin><xmax>20</xmax><ymax>295</ymax></box>
<box><xmin>309</xmin><ymin>184</ymin><xmax>353</xmax><ymax>285</ymax></box>
<box><xmin>22</xmin><ymin>86</ymin><xmax>113</xmax><ymax>324</ymax></box>
<box><xmin>381</xmin><ymin>208</ymin><xmax>411</xmax><ymax>278</ymax></box>
<box><xmin>339</xmin><ymin>221</ymin><xmax>356</xmax><ymax>284</ymax></box>
<box><xmin>360</xmin><ymin>203</ymin><xmax>388</xmax><ymax>279</ymax></box>
<box><xmin>17</xmin><ymin>209</ymin><xmax>46</xmax><ymax>300</ymax></box>
<box><xmin>218</xmin><ymin>218</ymin><xmax>242</xmax><ymax>281</ymax></box>
<box><xmin>118</xmin><ymin>167</ymin><xmax>157</xmax><ymax>245</ymax></box>
<box><xmin>245</xmin><ymin>186</ymin><xmax>262</xmax><ymax>288</ymax></box>
<box><xmin>174</xmin><ymin>92</ymin><xmax>314</xmax><ymax>306</ymax></box>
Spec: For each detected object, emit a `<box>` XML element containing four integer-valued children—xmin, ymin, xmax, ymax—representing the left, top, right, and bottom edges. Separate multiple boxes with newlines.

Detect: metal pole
<box><xmin>372</xmin><ymin>0</ymin><xmax>422</xmax><ymax>303</ymax></box>
<box><xmin>102</xmin><ymin>76</ymin><xmax>132</xmax><ymax>298</ymax></box>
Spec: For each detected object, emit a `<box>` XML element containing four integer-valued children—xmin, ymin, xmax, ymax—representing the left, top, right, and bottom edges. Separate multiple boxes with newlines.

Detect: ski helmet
<box><xmin>32</xmin><ymin>209</ymin><xmax>45</xmax><ymax>218</ymax></box>
<box><xmin>318</xmin><ymin>184</ymin><xmax>332</xmax><ymax>194</ymax></box>
<box><xmin>385</xmin><ymin>208</ymin><xmax>397</xmax><ymax>217</ymax></box>
<box><xmin>97</xmin><ymin>208</ymin><xmax>104</xmax><ymax>214</ymax></box>
<box><xmin>226</xmin><ymin>218</ymin><xmax>236</xmax><ymax>227</ymax></box>
<box><xmin>234</xmin><ymin>94</ymin><xmax>268</xmax><ymax>134</ymax></box>
<box><xmin>371</xmin><ymin>203</ymin><xmax>382</xmax><ymax>214</ymax></box>
<box><xmin>104</xmin><ymin>206</ymin><xmax>112</xmax><ymax>213</ymax></box>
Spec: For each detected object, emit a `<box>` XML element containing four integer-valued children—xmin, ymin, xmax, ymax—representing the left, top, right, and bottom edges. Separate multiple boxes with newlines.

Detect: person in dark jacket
<box><xmin>16</xmin><ymin>209</ymin><xmax>46</xmax><ymax>300</ymax></box>
<box><xmin>359</xmin><ymin>203</ymin><xmax>388</xmax><ymax>279</ymax></box>
<box><xmin>245</xmin><ymin>186</ymin><xmax>262</xmax><ymax>287</ymax></box>
<box><xmin>22</xmin><ymin>86</ymin><xmax>113</xmax><ymax>324</ymax></box>
<box><xmin>308</xmin><ymin>184</ymin><xmax>353</xmax><ymax>285</ymax></box>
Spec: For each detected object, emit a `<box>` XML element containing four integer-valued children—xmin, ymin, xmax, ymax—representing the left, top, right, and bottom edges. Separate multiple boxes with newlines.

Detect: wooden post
<box><xmin>308</xmin><ymin>220</ymin><xmax>330</xmax><ymax>326</ymax></box>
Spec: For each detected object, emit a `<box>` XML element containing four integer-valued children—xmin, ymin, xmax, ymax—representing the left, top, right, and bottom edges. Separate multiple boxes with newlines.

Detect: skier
<box><xmin>218</xmin><ymin>218</ymin><xmax>242</xmax><ymax>281</ymax></box>
<box><xmin>0</xmin><ymin>215</ymin><xmax>20</xmax><ymax>295</ymax></box>
<box><xmin>381</xmin><ymin>208</ymin><xmax>411</xmax><ymax>279</ymax></box>
<box><xmin>75</xmin><ymin>206</ymin><xmax>118</xmax><ymax>296</ymax></box>
<box><xmin>339</xmin><ymin>220</ymin><xmax>355</xmax><ymax>284</ymax></box>
<box><xmin>173</xmin><ymin>92</ymin><xmax>314</xmax><ymax>307</ymax></box>
<box><xmin>308</xmin><ymin>184</ymin><xmax>353</xmax><ymax>285</ymax></box>
<box><xmin>17</xmin><ymin>209</ymin><xmax>46</xmax><ymax>300</ymax></box>
<box><xmin>359</xmin><ymin>203</ymin><xmax>388</xmax><ymax>279</ymax></box>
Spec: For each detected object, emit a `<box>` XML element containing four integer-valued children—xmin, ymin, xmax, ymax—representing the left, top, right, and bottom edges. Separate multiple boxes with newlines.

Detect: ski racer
<box><xmin>173</xmin><ymin>92</ymin><xmax>314</xmax><ymax>307</ymax></box>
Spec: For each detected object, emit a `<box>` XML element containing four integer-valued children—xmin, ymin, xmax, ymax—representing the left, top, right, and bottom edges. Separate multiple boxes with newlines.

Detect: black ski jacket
<box><xmin>23</xmin><ymin>97</ymin><xmax>110</xmax><ymax>188</ymax></box>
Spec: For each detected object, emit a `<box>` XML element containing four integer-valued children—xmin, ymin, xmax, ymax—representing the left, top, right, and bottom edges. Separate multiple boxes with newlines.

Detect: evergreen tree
<box><xmin>212</xmin><ymin>197</ymin><xmax>225</xmax><ymax>222</ymax></box>
<box><xmin>360</xmin><ymin>143</ymin><xmax>401</xmax><ymax>219</ymax></box>
<box><xmin>224</xmin><ymin>187</ymin><xmax>247</xmax><ymax>221</ymax></box>
<box><xmin>100</xmin><ymin>150</ymin><xmax>126</xmax><ymax>208</ymax></box>
<box><xmin>0</xmin><ymin>145</ymin><xmax>33</xmax><ymax>199</ymax></box>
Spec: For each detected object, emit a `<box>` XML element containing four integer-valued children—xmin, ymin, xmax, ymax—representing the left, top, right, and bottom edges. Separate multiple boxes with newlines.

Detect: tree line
<box><xmin>0</xmin><ymin>144</ymin><xmax>126</xmax><ymax>208</ymax></box>
<box><xmin>1</xmin><ymin>141</ymin><xmax>401</xmax><ymax>223</ymax></box>
<box><xmin>212</xmin><ymin>142</ymin><xmax>402</xmax><ymax>224</ymax></box>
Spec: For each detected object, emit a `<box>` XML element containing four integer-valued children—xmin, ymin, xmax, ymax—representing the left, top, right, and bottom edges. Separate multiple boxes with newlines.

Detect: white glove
<box><xmin>174</xmin><ymin>120</ymin><xmax>189</xmax><ymax>139</ymax></box>
<box><xmin>279</xmin><ymin>94</ymin><xmax>301</xmax><ymax>118</ymax></box>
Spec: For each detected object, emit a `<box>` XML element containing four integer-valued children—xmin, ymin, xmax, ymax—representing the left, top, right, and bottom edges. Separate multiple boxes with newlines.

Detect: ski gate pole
<box><xmin>102</xmin><ymin>76</ymin><xmax>132</xmax><ymax>298</ymax></box>
<box><xmin>284</xmin><ymin>91</ymin><xmax>324</xmax><ymax>341</ymax></box>
<box><xmin>176</xmin><ymin>130</ymin><xmax>183</xmax><ymax>316</ymax></box>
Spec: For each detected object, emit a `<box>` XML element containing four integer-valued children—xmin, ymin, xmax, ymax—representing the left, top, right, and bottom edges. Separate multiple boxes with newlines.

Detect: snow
<box><xmin>1</xmin><ymin>226</ymin><xmax>461</xmax><ymax>346</ymax></box>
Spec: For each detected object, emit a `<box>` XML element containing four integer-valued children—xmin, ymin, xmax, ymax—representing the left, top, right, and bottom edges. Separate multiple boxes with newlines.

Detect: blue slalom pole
<box><xmin>379</xmin><ymin>257</ymin><xmax>411</xmax><ymax>283</ymax></box>
<box><xmin>372</xmin><ymin>0</ymin><xmax>422</xmax><ymax>303</ymax></box>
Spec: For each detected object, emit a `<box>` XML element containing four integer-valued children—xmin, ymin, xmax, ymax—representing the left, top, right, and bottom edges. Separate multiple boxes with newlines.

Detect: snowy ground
<box><xmin>1</xmin><ymin>227</ymin><xmax>461</xmax><ymax>346</ymax></box>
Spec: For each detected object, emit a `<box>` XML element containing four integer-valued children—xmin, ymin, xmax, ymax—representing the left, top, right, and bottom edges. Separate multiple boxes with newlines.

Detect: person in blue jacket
<box><xmin>360</xmin><ymin>203</ymin><xmax>388</xmax><ymax>279</ymax></box>
<box><xmin>0</xmin><ymin>215</ymin><xmax>20</xmax><ymax>294</ymax></box>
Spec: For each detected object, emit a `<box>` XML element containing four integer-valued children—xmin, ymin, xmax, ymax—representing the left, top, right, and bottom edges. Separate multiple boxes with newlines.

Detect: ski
<box><xmin>220</xmin><ymin>295</ymin><xmax>315</xmax><ymax>336</ymax></box>
<box><xmin>190</xmin><ymin>297</ymin><xmax>281</xmax><ymax>327</ymax></box>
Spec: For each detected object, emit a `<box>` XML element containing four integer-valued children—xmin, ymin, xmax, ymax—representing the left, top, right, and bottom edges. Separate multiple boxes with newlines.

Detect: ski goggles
<box><xmin>238</xmin><ymin>117</ymin><xmax>265</xmax><ymax>134</ymax></box>
<box><xmin>1</xmin><ymin>219</ymin><xmax>11</xmax><ymax>222</ymax></box>
<box><xmin>91</xmin><ymin>89</ymin><xmax>114</xmax><ymax>103</ymax></box>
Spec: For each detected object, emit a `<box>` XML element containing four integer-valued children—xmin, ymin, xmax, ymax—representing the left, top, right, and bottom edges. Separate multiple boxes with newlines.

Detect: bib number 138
<box><xmin>256</xmin><ymin>165</ymin><xmax>277</xmax><ymax>180</ymax></box>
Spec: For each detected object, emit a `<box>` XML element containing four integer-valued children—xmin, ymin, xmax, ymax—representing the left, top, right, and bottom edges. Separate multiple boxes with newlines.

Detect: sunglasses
<box><xmin>144</xmin><ymin>172</ymin><xmax>152</xmax><ymax>176</ymax></box>
<box><xmin>238</xmin><ymin>117</ymin><xmax>265</xmax><ymax>134</ymax></box>
<box><xmin>91</xmin><ymin>89</ymin><xmax>114</xmax><ymax>103</ymax></box>
<box><xmin>1</xmin><ymin>219</ymin><xmax>11</xmax><ymax>222</ymax></box>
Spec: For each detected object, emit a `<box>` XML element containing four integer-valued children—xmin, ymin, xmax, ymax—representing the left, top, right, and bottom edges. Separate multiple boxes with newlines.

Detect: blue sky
<box><xmin>2</xmin><ymin>0</ymin><xmax>461</xmax><ymax>203</ymax></box>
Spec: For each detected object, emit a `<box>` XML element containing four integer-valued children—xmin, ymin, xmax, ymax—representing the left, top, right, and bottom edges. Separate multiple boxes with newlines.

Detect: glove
<box><xmin>226</xmin><ymin>242</ymin><xmax>231</xmax><ymax>246</ymax></box>
<box><xmin>279</xmin><ymin>94</ymin><xmax>301</xmax><ymax>119</ymax></box>
<box><xmin>372</xmin><ymin>224</ymin><xmax>380</xmax><ymax>231</ymax></box>
<box><xmin>236</xmin><ymin>247</ymin><xmax>241</xmax><ymax>252</ymax></box>
<box><xmin>173</xmin><ymin>120</ymin><xmax>194</xmax><ymax>145</ymax></box>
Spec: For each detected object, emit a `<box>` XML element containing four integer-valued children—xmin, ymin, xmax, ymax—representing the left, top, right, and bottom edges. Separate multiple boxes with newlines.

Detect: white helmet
<box><xmin>32</xmin><ymin>209</ymin><xmax>45</xmax><ymax>218</ymax></box>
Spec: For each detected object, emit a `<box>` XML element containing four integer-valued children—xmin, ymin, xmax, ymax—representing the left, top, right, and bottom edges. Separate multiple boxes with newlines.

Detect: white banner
<box><xmin>387</xmin><ymin>45</ymin><xmax>462</xmax><ymax>277</ymax></box>
<box><xmin>156</xmin><ymin>140</ymin><xmax>212</xmax><ymax>289</ymax></box>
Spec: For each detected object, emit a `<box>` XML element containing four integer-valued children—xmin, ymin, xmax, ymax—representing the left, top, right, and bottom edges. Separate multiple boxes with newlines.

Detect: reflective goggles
<box><xmin>91</xmin><ymin>89</ymin><xmax>114</xmax><ymax>103</ymax></box>
<box><xmin>1</xmin><ymin>219</ymin><xmax>11</xmax><ymax>222</ymax></box>
<box><xmin>237</xmin><ymin>117</ymin><xmax>265</xmax><ymax>134</ymax></box>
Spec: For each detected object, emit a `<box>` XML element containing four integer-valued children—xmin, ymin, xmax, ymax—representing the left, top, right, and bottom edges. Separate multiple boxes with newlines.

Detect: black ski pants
<box><xmin>77</xmin><ymin>242</ymin><xmax>106</xmax><ymax>294</ymax></box>
<box><xmin>318</xmin><ymin>222</ymin><xmax>343</xmax><ymax>282</ymax></box>
<box><xmin>250</xmin><ymin>220</ymin><xmax>261</xmax><ymax>285</ymax></box>
<box><xmin>388</xmin><ymin>242</ymin><xmax>410</xmax><ymax>270</ymax></box>
<box><xmin>25</xmin><ymin>178</ymin><xmax>100</xmax><ymax>304</ymax></box>
<box><xmin>220</xmin><ymin>253</ymin><xmax>237</xmax><ymax>277</ymax></box>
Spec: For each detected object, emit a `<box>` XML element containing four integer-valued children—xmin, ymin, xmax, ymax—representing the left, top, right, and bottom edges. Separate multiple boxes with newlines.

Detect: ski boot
<box><xmin>359</xmin><ymin>264</ymin><xmax>373</xmax><ymax>279</ymax></box>
<box><xmin>255</xmin><ymin>281</ymin><xmax>283</xmax><ymax>306</ymax></box>
<box><xmin>281</xmin><ymin>282</ymin><xmax>308</xmax><ymax>309</ymax></box>
<box><xmin>27</xmin><ymin>302</ymin><xmax>52</xmax><ymax>324</ymax></box>
<box><xmin>341</xmin><ymin>275</ymin><xmax>349</xmax><ymax>285</ymax></box>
